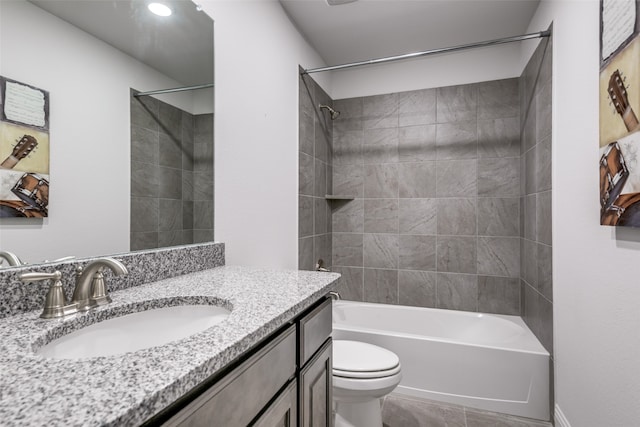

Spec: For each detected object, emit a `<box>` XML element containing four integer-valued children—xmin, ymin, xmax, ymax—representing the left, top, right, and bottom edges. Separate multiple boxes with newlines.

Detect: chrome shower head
<box><xmin>319</xmin><ymin>104</ymin><xmax>340</xmax><ymax>120</ymax></box>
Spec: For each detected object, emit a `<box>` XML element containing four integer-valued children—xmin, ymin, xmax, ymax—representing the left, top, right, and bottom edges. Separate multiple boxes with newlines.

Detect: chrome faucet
<box><xmin>71</xmin><ymin>258</ymin><xmax>128</xmax><ymax>311</ymax></box>
<box><xmin>0</xmin><ymin>250</ymin><xmax>24</xmax><ymax>267</ymax></box>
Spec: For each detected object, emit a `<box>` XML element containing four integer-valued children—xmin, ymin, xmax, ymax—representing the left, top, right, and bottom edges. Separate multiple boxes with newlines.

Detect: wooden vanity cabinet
<box><xmin>155</xmin><ymin>296</ymin><xmax>333</xmax><ymax>427</ymax></box>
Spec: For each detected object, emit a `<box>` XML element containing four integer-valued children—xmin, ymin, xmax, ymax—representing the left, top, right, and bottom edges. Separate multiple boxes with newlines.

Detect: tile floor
<box><xmin>381</xmin><ymin>394</ymin><xmax>553</xmax><ymax>427</ymax></box>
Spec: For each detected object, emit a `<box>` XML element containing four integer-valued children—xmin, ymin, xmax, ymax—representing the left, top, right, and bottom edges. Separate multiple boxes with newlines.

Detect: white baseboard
<box><xmin>555</xmin><ymin>404</ymin><xmax>571</xmax><ymax>427</ymax></box>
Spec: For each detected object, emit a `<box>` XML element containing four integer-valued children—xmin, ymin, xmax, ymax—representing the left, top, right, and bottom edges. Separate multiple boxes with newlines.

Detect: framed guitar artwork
<box><xmin>0</xmin><ymin>76</ymin><xmax>50</xmax><ymax>219</ymax></box>
<box><xmin>599</xmin><ymin>0</ymin><xmax>640</xmax><ymax>226</ymax></box>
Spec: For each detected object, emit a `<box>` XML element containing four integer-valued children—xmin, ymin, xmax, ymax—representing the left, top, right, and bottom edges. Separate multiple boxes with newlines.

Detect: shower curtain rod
<box><xmin>133</xmin><ymin>83</ymin><xmax>214</xmax><ymax>97</ymax></box>
<box><xmin>301</xmin><ymin>30</ymin><xmax>550</xmax><ymax>75</ymax></box>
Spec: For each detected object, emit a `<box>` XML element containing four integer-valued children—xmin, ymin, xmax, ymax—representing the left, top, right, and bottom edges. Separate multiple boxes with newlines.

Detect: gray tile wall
<box><xmin>298</xmin><ymin>73</ymin><xmax>333</xmax><ymax>271</ymax></box>
<box><xmin>520</xmin><ymin>32</ymin><xmax>553</xmax><ymax>356</ymax></box>
<box><xmin>130</xmin><ymin>91</ymin><xmax>214</xmax><ymax>250</ymax></box>
<box><xmin>331</xmin><ymin>79</ymin><xmax>522</xmax><ymax>315</ymax></box>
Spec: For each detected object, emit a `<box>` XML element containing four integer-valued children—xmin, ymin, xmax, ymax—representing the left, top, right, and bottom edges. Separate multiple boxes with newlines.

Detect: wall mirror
<box><xmin>0</xmin><ymin>0</ymin><xmax>214</xmax><ymax>268</ymax></box>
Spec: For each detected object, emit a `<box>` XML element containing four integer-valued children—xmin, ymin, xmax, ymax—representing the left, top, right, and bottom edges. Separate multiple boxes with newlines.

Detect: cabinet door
<box><xmin>299</xmin><ymin>338</ymin><xmax>332</xmax><ymax>427</ymax></box>
<box><xmin>252</xmin><ymin>380</ymin><xmax>297</xmax><ymax>427</ymax></box>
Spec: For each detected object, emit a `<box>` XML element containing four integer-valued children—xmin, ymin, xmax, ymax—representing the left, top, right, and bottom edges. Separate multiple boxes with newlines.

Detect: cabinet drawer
<box><xmin>164</xmin><ymin>325</ymin><xmax>296</xmax><ymax>427</ymax></box>
<box><xmin>299</xmin><ymin>297</ymin><xmax>332</xmax><ymax>366</ymax></box>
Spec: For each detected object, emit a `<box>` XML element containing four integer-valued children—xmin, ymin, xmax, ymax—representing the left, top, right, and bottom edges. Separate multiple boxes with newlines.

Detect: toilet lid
<box><xmin>333</xmin><ymin>340</ymin><xmax>400</xmax><ymax>378</ymax></box>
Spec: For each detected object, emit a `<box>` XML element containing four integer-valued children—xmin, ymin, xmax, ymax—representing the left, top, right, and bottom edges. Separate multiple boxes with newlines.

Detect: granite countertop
<box><xmin>0</xmin><ymin>265</ymin><xmax>340</xmax><ymax>426</ymax></box>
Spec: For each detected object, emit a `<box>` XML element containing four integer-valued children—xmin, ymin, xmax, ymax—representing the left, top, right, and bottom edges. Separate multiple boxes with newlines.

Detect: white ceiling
<box><xmin>279</xmin><ymin>0</ymin><xmax>540</xmax><ymax>68</ymax></box>
<box><xmin>28</xmin><ymin>0</ymin><xmax>213</xmax><ymax>86</ymax></box>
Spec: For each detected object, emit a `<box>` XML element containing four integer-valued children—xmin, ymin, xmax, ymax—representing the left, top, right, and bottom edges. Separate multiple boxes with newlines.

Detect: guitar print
<box><xmin>0</xmin><ymin>134</ymin><xmax>38</xmax><ymax>169</ymax></box>
<box><xmin>608</xmin><ymin>69</ymin><xmax>640</xmax><ymax>132</ymax></box>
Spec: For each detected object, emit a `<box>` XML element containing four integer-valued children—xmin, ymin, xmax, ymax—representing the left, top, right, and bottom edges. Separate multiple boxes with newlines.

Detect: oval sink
<box><xmin>36</xmin><ymin>305</ymin><xmax>230</xmax><ymax>359</ymax></box>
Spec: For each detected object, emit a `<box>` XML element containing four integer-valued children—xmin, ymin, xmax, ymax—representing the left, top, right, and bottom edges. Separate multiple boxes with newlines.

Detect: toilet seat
<box><xmin>333</xmin><ymin>340</ymin><xmax>401</xmax><ymax>379</ymax></box>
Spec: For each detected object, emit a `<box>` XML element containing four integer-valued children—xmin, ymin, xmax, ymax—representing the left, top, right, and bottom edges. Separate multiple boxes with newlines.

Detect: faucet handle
<box><xmin>20</xmin><ymin>271</ymin><xmax>77</xmax><ymax>319</ymax></box>
<box><xmin>89</xmin><ymin>268</ymin><xmax>112</xmax><ymax>306</ymax></box>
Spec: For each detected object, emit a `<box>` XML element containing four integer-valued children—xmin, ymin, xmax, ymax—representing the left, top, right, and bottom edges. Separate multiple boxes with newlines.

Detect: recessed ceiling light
<box><xmin>148</xmin><ymin>3</ymin><xmax>172</xmax><ymax>17</ymax></box>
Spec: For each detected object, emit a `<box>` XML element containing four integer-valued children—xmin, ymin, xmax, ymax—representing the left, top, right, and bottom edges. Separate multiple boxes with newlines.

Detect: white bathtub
<box><xmin>332</xmin><ymin>300</ymin><xmax>549</xmax><ymax>421</ymax></box>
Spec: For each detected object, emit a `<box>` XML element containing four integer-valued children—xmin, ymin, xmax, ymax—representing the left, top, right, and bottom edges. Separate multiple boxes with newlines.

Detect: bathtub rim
<box><xmin>332</xmin><ymin>300</ymin><xmax>550</xmax><ymax>356</ymax></box>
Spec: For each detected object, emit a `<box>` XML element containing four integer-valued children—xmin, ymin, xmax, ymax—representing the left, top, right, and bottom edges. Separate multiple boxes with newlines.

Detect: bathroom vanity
<box><xmin>154</xmin><ymin>297</ymin><xmax>333</xmax><ymax>426</ymax></box>
<box><xmin>0</xmin><ymin>246</ymin><xmax>340</xmax><ymax>427</ymax></box>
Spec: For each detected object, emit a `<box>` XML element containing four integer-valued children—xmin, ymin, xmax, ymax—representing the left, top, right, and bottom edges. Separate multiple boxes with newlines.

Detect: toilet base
<box><xmin>334</xmin><ymin>398</ymin><xmax>383</xmax><ymax>427</ymax></box>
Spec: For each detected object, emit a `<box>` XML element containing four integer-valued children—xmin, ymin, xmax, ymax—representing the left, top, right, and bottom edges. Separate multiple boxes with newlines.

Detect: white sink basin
<box><xmin>36</xmin><ymin>305</ymin><xmax>230</xmax><ymax>359</ymax></box>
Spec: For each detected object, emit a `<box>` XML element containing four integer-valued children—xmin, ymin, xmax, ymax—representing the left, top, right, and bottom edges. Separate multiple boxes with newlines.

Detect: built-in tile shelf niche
<box><xmin>325</xmin><ymin>195</ymin><xmax>355</xmax><ymax>200</ymax></box>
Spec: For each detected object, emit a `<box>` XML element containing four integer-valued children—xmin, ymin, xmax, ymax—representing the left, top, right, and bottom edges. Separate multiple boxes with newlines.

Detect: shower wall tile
<box><xmin>435</xmin><ymin>159</ymin><xmax>477</xmax><ymax>197</ymax></box>
<box><xmin>537</xmin><ymin>190</ymin><xmax>552</xmax><ymax>245</ymax></box>
<box><xmin>314</xmin><ymin>114</ymin><xmax>331</xmax><ymax>163</ymax></box>
<box><xmin>193</xmin><ymin>229</ymin><xmax>213</xmax><ymax>244</ymax></box>
<box><xmin>399</xmin><ymin>235</ymin><xmax>436</xmax><ymax>271</ymax></box>
<box><xmin>299</xmin><ymin>237</ymin><xmax>314</xmax><ymax>271</ymax></box>
<box><xmin>183</xmin><ymin>201</ymin><xmax>193</xmax><ymax>230</ymax></box>
<box><xmin>314</xmin><ymin>198</ymin><xmax>329</xmax><ymax>235</ymax></box>
<box><xmin>363</xmin><ymin>234</ymin><xmax>399</xmax><ymax>269</ymax></box>
<box><xmin>398</xmin><ymin>162</ymin><xmax>436</xmax><ymax>198</ymax></box>
<box><xmin>193</xmin><ymin>140</ymin><xmax>213</xmax><ymax>172</ymax></box>
<box><xmin>131</xmin><ymin>94</ymin><xmax>159</xmax><ymax>131</ymax></box>
<box><xmin>436</xmin><ymin>84</ymin><xmax>477</xmax><ymax>123</ymax></box>
<box><xmin>332</xmin><ymin>199</ymin><xmax>364</xmax><ymax>233</ymax></box>
<box><xmin>364</xmin><ymin>164</ymin><xmax>399</xmax><ymax>198</ymax></box>
<box><xmin>158</xmin><ymin>167</ymin><xmax>182</xmax><ymax>200</ymax></box>
<box><xmin>398</xmin><ymin>88</ymin><xmax>436</xmax><ymax>127</ymax></box>
<box><xmin>332</xmin><ymin>266</ymin><xmax>364</xmax><ymax>301</ymax></box>
<box><xmin>477</xmin><ymin>117</ymin><xmax>520</xmax><ymax>159</ymax></box>
<box><xmin>299</xmin><ymin>196</ymin><xmax>313</xmax><ymax>237</ymax></box>
<box><xmin>436</xmin><ymin>121</ymin><xmax>478</xmax><ymax>160</ymax></box>
<box><xmin>131</xmin><ymin>161</ymin><xmax>159</xmax><ymax>198</ymax></box>
<box><xmin>536</xmin><ymin>136</ymin><xmax>552</xmax><ymax>192</ymax></box>
<box><xmin>130</xmin><ymin>232</ymin><xmax>158</xmax><ymax>251</ymax></box>
<box><xmin>131</xmin><ymin>93</ymin><xmax>211</xmax><ymax>250</ymax></box>
<box><xmin>398</xmin><ymin>199</ymin><xmax>437</xmax><ymax>235</ymax></box>
<box><xmin>436</xmin><ymin>198</ymin><xmax>477</xmax><ymax>236</ymax></box>
<box><xmin>477</xmin><ymin>157</ymin><xmax>520</xmax><ymax>197</ymax></box>
<box><xmin>329</xmin><ymin>77</ymin><xmax>527</xmax><ymax>317</ymax></box>
<box><xmin>299</xmin><ymin>111</ymin><xmax>314</xmax><ymax>156</ymax></box>
<box><xmin>193</xmin><ymin>201</ymin><xmax>214</xmax><ymax>229</ymax></box>
<box><xmin>398</xmin><ymin>125</ymin><xmax>436</xmax><ymax>162</ymax></box>
<box><xmin>477</xmin><ymin>198</ymin><xmax>519</xmax><ymax>237</ymax></box>
<box><xmin>158</xmin><ymin>230</ymin><xmax>184</xmax><ymax>248</ymax></box>
<box><xmin>364</xmin><ymin>128</ymin><xmax>399</xmax><ymax>163</ymax></box>
<box><xmin>436</xmin><ymin>236</ymin><xmax>477</xmax><ymax>274</ymax></box>
<box><xmin>131</xmin><ymin>126</ymin><xmax>159</xmax><ymax>164</ymax></box>
<box><xmin>333</xmin><ymin>164</ymin><xmax>364</xmax><ymax>197</ymax></box>
<box><xmin>333</xmin><ymin>98</ymin><xmax>363</xmax><ymax>133</ymax></box>
<box><xmin>536</xmin><ymin>80</ymin><xmax>553</xmax><ymax>142</ymax></box>
<box><xmin>477</xmin><ymin>78</ymin><xmax>519</xmax><ymax>120</ymax></box>
<box><xmin>478</xmin><ymin>276</ymin><xmax>520</xmax><ymax>315</ymax></box>
<box><xmin>477</xmin><ymin>237</ymin><xmax>520</xmax><ymax>278</ymax></box>
<box><xmin>298</xmin><ymin>74</ymin><xmax>332</xmax><ymax>271</ymax></box>
<box><xmin>182</xmin><ymin>171</ymin><xmax>194</xmax><ymax>202</ymax></box>
<box><xmin>537</xmin><ymin>242</ymin><xmax>553</xmax><ymax>301</ymax></box>
<box><xmin>193</xmin><ymin>171</ymin><xmax>214</xmax><ymax>201</ymax></box>
<box><xmin>524</xmin><ymin>194</ymin><xmax>537</xmax><ymax>241</ymax></box>
<box><xmin>363</xmin><ymin>268</ymin><xmax>398</xmax><ymax>304</ymax></box>
<box><xmin>314</xmin><ymin>234</ymin><xmax>332</xmax><ymax>269</ymax></box>
<box><xmin>333</xmin><ymin>233</ymin><xmax>363</xmax><ymax>267</ymax></box>
<box><xmin>333</xmin><ymin>130</ymin><xmax>364</xmax><ymax>165</ymax></box>
<box><xmin>299</xmin><ymin>152</ymin><xmax>314</xmax><ymax>196</ymax></box>
<box><xmin>131</xmin><ymin>197</ymin><xmax>159</xmax><ymax>233</ymax></box>
<box><xmin>159</xmin><ymin>133</ymin><xmax>182</xmax><ymax>169</ymax></box>
<box><xmin>398</xmin><ymin>270</ymin><xmax>436</xmax><ymax>307</ymax></box>
<box><xmin>436</xmin><ymin>273</ymin><xmax>478</xmax><ymax>311</ymax></box>
<box><xmin>522</xmin><ymin>238</ymin><xmax>538</xmax><ymax>287</ymax></box>
<box><xmin>364</xmin><ymin>199</ymin><xmax>399</xmax><ymax>234</ymax></box>
<box><xmin>314</xmin><ymin>159</ymin><xmax>328</xmax><ymax>197</ymax></box>
<box><xmin>159</xmin><ymin>199</ymin><xmax>183</xmax><ymax>231</ymax></box>
<box><xmin>363</xmin><ymin>93</ymin><xmax>399</xmax><ymax>129</ymax></box>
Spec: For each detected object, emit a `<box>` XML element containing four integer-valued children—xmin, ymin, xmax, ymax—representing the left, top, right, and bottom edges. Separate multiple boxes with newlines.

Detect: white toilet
<box><xmin>332</xmin><ymin>340</ymin><xmax>402</xmax><ymax>427</ymax></box>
